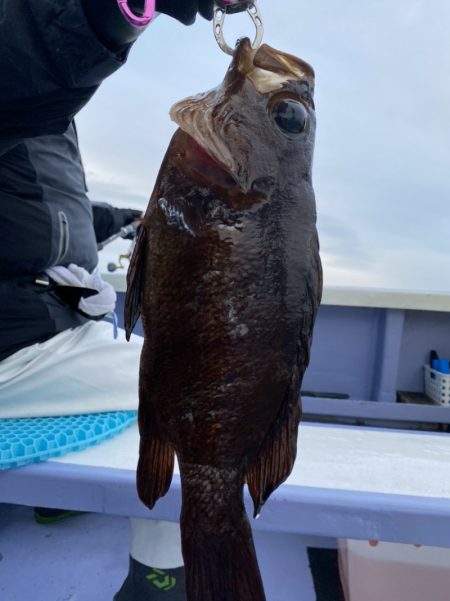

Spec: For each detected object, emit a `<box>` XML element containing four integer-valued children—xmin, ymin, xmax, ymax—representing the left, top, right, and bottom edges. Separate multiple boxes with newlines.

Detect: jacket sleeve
<box><xmin>0</xmin><ymin>0</ymin><xmax>131</xmax><ymax>147</ymax></box>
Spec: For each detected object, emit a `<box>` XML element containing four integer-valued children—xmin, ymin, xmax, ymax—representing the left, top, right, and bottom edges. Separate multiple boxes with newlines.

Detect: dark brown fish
<box><xmin>125</xmin><ymin>38</ymin><xmax>322</xmax><ymax>601</ymax></box>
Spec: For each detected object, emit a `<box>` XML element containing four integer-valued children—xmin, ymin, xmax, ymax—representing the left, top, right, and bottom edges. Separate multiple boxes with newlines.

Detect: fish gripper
<box><xmin>213</xmin><ymin>1</ymin><xmax>264</xmax><ymax>56</ymax></box>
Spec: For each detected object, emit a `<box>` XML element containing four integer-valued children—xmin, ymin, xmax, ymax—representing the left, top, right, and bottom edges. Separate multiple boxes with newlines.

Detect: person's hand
<box><xmin>156</xmin><ymin>0</ymin><xmax>215</xmax><ymax>25</ymax></box>
<box><xmin>120</xmin><ymin>208</ymin><xmax>143</xmax><ymax>228</ymax></box>
<box><xmin>92</xmin><ymin>202</ymin><xmax>143</xmax><ymax>244</ymax></box>
<box><xmin>119</xmin><ymin>209</ymin><xmax>144</xmax><ymax>239</ymax></box>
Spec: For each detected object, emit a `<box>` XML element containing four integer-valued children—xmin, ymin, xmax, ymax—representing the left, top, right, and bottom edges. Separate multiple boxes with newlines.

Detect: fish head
<box><xmin>170</xmin><ymin>37</ymin><xmax>316</xmax><ymax>195</ymax></box>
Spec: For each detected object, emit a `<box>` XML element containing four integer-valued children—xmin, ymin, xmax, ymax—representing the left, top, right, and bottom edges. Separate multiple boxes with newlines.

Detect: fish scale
<box><xmin>125</xmin><ymin>37</ymin><xmax>322</xmax><ymax>601</ymax></box>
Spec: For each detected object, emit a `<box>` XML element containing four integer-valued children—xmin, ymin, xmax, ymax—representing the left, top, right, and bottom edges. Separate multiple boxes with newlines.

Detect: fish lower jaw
<box><xmin>180</xmin><ymin>132</ymin><xmax>238</xmax><ymax>190</ymax></box>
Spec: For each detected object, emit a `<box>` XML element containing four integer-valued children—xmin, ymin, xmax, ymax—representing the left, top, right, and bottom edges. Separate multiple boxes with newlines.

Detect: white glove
<box><xmin>45</xmin><ymin>264</ymin><xmax>117</xmax><ymax>317</ymax></box>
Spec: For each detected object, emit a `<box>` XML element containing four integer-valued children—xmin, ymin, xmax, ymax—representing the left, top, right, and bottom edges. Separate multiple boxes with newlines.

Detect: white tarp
<box><xmin>0</xmin><ymin>321</ymin><xmax>142</xmax><ymax>419</ymax></box>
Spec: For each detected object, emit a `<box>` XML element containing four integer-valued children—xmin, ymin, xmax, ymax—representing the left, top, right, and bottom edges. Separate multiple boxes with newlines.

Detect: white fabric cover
<box><xmin>0</xmin><ymin>321</ymin><xmax>142</xmax><ymax>419</ymax></box>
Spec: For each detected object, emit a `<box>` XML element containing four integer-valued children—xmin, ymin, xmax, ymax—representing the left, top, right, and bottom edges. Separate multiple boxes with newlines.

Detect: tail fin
<box><xmin>179</xmin><ymin>462</ymin><xmax>266</xmax><ymax>601</ymax></box>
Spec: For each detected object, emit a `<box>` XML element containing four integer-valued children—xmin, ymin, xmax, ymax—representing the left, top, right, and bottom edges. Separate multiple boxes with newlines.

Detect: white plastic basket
<box><xmin>424</xmin><ymin>365</ymin><xmax>450</xmax><ymax>405</ymax></box>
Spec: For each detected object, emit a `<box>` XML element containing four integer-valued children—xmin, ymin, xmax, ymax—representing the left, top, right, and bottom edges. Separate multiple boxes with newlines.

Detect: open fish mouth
<box><xmin>181</xmin><ymin>132</ymin><xmax>238</xmax><ymax>190</ymax></box>
<box><xmin>170</xmin><ymin>38</ymin><xmax>315</xmax><ymax>193</ymax></box>
<box><xmin>170</xmin><ymin>87</ymin><xmax>237</xmax><ymax>182</ymax></box>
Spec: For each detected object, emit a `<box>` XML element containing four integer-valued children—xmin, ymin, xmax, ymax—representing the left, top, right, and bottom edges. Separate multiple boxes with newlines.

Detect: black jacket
<box><xmin>0</xmin><ymin>0</ymin><xmax>130</xmax><ymax>143</ymax></box>
<box><xmin>0</xmin><ymin>120</ymin><xmax>141</xmax><ymax>361</ymax></box>
<box><xmin>0</xmin><ymin>0</ymin><xmax>137</xmax><ymax>361</ymax></box>
<box><xmin>1</xmin><ymin>122</ymin><xmax>99</xmax><ymax>277</ymax></box>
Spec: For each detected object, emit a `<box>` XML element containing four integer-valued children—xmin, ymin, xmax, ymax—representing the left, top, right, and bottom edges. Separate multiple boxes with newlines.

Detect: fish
<box><xmin>125</xmin><ymin>37</ymin><xmax>322</xmax><ymax>601</ymax></box>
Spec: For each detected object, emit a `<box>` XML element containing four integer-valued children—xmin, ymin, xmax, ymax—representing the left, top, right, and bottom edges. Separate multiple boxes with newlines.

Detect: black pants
<box><xmin>0</xmin><ymin>279</ymin><xmax>87</xmax><ymax>362</ymax></box>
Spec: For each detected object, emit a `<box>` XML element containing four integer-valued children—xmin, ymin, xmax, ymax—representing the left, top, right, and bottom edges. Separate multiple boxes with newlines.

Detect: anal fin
<box><xmin>246</xmin><ymin>365</ymin><xmax>301</xmax><ymax>517</ymax></box>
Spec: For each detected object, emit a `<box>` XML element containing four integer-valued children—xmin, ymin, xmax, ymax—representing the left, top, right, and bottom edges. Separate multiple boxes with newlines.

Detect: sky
<box><xmin>77</xmin><ymin>0</ymin><xmax>450</xmax><ymax>292</ymax></box>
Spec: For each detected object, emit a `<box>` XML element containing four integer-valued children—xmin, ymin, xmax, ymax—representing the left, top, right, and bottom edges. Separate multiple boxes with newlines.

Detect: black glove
<box><xmin>92</xmin><ymin>202</ymin><xmax>142</xmax><ymax>244</ymax></box>
<box><xmin>156</xmin><ymin>0</ymin><xmax>215</xmax><ymax>25</ymax></box>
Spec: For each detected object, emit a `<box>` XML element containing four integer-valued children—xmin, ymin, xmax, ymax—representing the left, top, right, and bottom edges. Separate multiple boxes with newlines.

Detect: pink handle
<box><xmin>117</xmin><ymin>0</ymin><xmax>156</xmax><ymax>28</ymax></box>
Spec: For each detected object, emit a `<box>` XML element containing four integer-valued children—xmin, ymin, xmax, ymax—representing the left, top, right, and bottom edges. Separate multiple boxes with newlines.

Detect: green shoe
<box><xmin>33</xmin><ymin>507</ymin><xmax>83</xmax><ymax>524</ymax></box>
<box><xmin>114</xmin><ymin>556</ymin><xmax>185</xmax><ymax>600</ymax></box>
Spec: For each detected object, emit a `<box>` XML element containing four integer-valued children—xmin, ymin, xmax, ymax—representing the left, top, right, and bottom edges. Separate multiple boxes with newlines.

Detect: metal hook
<box><xmin>213</xmin><ymin>2</ymin><xmax>264</xmax><ymax>56</ymax></box>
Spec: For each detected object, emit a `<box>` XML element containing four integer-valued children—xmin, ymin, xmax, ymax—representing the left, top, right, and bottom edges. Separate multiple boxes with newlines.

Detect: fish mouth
<box><xmin>182</xmin><ymin>133</ymin><xmax>237</xmax><ymax>190</ymax></box>
<box><xmin>170</xmin><ymin>88</ymin><xmax>239</xmax><ymax>187</ymax></box>
<box><xmin>170</xmin><ymin>38</ymin><xmax>315</xmax><ymax>193</ymax></box>
<box><xmin>169</xmin><ymin>39</ymin><xmax>258</xmax><ymax>191</ymax></box>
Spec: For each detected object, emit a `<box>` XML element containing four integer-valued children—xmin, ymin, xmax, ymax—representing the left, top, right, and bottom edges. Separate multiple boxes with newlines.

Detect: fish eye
<box><xmin>271</xmin><ymin>99</ymin><xmax>307</xmax><ymax>135</ymax></box>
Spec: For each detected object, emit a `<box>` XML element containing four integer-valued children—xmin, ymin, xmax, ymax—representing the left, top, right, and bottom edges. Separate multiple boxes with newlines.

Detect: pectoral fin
<box><xmin>124</xmin><ymin>226</ymin><xmax>147</xmax><ymax>340</ymax></box>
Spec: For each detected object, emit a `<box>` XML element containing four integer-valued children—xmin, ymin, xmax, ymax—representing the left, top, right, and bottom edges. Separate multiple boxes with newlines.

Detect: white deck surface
<box><xmin>53</xmin><ymin>422</ymin><xmax>450</xmax><ymax>500</ymax></box>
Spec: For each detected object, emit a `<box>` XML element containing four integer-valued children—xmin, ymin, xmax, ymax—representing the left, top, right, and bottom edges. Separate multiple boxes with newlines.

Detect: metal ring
<box><xmin>213</xmin><ymin>2</ymin><xmax>264</xmax><ymax>56</ymax></box>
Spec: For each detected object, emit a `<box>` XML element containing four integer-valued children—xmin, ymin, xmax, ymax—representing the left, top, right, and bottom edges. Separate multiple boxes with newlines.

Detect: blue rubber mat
<box><xmin>0</xmin><ymin>411</ymin><xmax>137</xmax><ymax>469</ymax></box>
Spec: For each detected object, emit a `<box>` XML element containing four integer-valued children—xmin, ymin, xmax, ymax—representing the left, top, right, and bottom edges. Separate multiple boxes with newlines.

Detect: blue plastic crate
<box><xmin>0</xmin><ymin>411</ymin><xmax>137</xmax><ymax>469</ymax></box>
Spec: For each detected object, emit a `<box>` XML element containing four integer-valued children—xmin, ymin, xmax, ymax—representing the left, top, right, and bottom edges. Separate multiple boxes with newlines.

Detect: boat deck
<box><xmin>3</xmin><ymin>422</ymin><xmax>450</xmax><ymax>545</ymax></box>
<box><xmin>2</xmin><ymin>422</ymin><xmax>450</xmax><ymax>600</ymax></box>
<box><xmin>2</xmin><ymin>285</ymin><xmax>450</xmax><ymax>599</ymax></box>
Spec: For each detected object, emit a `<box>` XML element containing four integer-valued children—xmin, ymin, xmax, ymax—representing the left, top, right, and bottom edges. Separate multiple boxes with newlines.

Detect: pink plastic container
<box><xmin>338</xmin><ymin>539</ymin><xmax>450</xmax><ymax>601</ymax></box>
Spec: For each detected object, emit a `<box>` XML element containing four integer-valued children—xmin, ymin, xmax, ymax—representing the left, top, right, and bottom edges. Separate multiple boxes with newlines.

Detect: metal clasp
<box><xmin>213</xmin><ymin>1</ymin><xmax>264</xmax><ymax>56</ymax></box>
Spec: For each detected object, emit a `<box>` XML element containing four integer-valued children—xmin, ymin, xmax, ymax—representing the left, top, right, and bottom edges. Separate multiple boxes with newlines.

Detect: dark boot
<box><xmin>114</xmin><ymin>555</ymin><xmax>186</xmax><ymax>601</ymax></box>
<box><xmin>34</xmin><ymin>507</ymin><xmax>83</xmax><ymax>524</ymax></box>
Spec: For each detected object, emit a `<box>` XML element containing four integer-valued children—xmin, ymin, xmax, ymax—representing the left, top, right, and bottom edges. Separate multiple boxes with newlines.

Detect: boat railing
<box><xmin>104</xmin><ymin>273</ymin><xmax>450</xmax><ymax>426</ymax></box>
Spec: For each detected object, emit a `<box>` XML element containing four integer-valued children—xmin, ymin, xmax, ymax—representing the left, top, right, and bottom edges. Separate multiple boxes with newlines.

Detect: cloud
<box><xmin>76</xmin><ymin>1</ymin><xmax>450</xmax><ymax>292</ymax></box>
